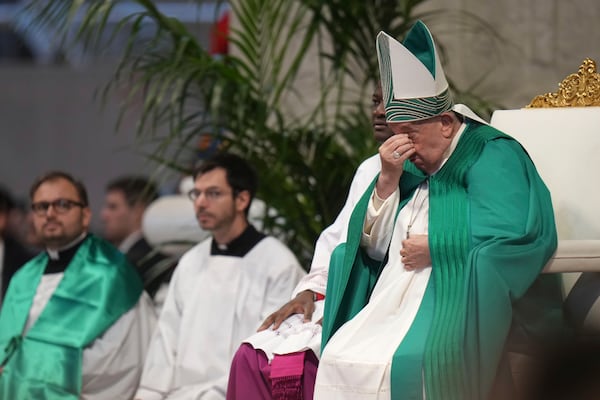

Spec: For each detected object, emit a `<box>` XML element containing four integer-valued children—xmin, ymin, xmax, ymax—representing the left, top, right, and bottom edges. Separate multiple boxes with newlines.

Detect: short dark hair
<box><xmin>29</xmin><ymin>171</ymin><xmax>89</xmax><ymax>207</ymax></box>
<box><xmin>0</xmin><ymin>186</ymin><xmax>15</xmax><ymax>214</ymax></box>
<box><xmin>193</xmin><ymin>153</ymin><xmax>258</xmax><ymax>213</ymax></box>
<box><xmin>106</xmin><ymin>176</ymin><xmax>158</xmax><ymax>208</ymax></box>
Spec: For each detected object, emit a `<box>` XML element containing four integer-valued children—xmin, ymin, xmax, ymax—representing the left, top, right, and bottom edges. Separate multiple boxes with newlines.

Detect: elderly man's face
<box><xmin>389</xmin><ymin>114</ymin><xmax>453</xmax><ymax>175</ymax></box>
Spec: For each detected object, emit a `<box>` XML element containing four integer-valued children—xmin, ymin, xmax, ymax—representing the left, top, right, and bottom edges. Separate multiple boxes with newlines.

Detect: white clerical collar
<box><xmin>119</xmin><ymin>230</ymin><xmax>143</xmax><ymax>253</ymax></box>
<box><xmin>46</xmin><ymin>232</ymin><xmax>87</xmax><ymax>260</ymax></box>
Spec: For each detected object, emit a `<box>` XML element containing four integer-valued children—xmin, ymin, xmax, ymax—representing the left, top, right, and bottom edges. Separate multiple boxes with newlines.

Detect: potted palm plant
<box><xmin>23</xmin><ymin>0</ymin><xmax>500</xmax><ymax>265</ymax></box>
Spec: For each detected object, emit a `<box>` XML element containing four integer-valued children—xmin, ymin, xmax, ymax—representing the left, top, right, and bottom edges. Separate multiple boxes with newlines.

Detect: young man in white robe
<box><xmin>135</xmin><ymin>153</ymin><xmax>305</xmax><ymax>400</ymax></box>
<box><xmin>0</xmin><ymin>171</ymin><xmax>155</xmax><ymax>400</ymax></box>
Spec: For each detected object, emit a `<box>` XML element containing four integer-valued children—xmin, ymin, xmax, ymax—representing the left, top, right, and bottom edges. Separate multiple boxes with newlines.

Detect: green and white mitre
<box><xmin>377</xmin><ymin>20</ymin><xmax>452</xmax><ymax>122</ymax></box>
<box><xmin>377</xmin><ymin>20</ymin><xmax>486</xmax><ymax>124</ymax></box>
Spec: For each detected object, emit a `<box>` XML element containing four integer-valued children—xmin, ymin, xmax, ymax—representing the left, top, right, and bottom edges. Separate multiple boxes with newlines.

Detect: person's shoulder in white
<box><xmin>247</xmin><ymin>236</ymin><xmax>303</xmax><ymax>271</ymax></box>
<box><xmin>244</xmin><ymin>235</ymin><xmax>306</xmax><ymax>317</ymax></box>
<box><xmin>293</xmin><ymin>153</ymin><xmax>381</xmax><ymax>297</ymax></box>
<box><xmin>81</xmin><ymin>288</ymin><xmax>156</xmax><ymax>399</ymax></box>
<box><xmin>175</xmin><ymin>238</ymin><xmax>212</xmax><ymax>272</ymax></box>
<box><xmin>356</xmin><ymin>153</ymin><xmax>381</xmax><ymax>176</ymax></box>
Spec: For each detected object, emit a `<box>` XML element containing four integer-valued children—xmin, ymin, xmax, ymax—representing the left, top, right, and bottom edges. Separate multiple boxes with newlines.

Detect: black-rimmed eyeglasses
<box><xmin>187</xmin><ymin>188</ymin><xmax>235</xmax><ymax>202</ymax></box>
<box><xmin>31</xmin><ymin>199</ymin><xmax>86</xmax><ymax>215</ymax></box>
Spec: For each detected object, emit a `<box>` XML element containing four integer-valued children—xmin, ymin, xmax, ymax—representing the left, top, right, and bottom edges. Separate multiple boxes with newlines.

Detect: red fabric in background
<box><xmin>209</xmin><ymin>11</ymin><xmax>229</xmax><ymax>56</ymax></box>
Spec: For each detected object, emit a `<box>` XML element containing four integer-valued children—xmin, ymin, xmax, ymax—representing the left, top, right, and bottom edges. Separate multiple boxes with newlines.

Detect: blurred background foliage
<box><xmin>24</xmin><ymin>0</ymin><xmax>502</xmax><ymax>266</ymax></box>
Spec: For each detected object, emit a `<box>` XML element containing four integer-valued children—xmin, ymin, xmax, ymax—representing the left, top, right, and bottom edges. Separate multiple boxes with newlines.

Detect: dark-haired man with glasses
<box><xmin>135</xmin><ymin>153</ymin><xmax>304</xmax><ymax>400</ymax></box>
<box><xmin>0</xmin><ymin>171</ymin><xmax>155</xmax><ymax>400</ymax></box>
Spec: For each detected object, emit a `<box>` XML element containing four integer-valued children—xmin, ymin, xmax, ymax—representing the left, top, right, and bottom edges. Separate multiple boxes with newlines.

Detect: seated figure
<box><xmin>101</xmin><ymin>176</ymin><xmax>174</xmax><ymax>301</ymax></box>
<box><xmin>0</xmin><ymin>171</ymin><xmax>155</xmax><ymax>399</ymax></box>
<box><xmin>135</xmin><ymin>153</ymin><xmax>305</xmax><ymax>400</ymax></box>
<box><xmin>225</xmin><ymin>83</ymin><xmax>393</xmax><ymax>400</ymax></box>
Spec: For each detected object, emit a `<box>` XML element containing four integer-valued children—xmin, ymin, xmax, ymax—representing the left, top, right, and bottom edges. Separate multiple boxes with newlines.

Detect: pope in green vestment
<box><xmin>316</xmin><ymin>21</ymin><xmax>558</xmax><ymax>400</ymax></box>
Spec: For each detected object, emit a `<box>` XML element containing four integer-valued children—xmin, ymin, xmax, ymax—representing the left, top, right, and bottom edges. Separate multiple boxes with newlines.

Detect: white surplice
<box><xmin>314</xmin><ymin>184</ymin><xmax>431</xmax><ymax>400</ymax></box>
<box><xmin>135</xmin><ymin>236</ymin><xmax>304</xmax><ymax>400</ymax></box>
<box><xmin>293</xmin><ymin>155</ymin><xmax>381</xmax><ymax>298</ymax></box>
<box><xmin>23</xmin><ymin>273</ymin><xmax>156</xmax><ymax>400</ymax></box>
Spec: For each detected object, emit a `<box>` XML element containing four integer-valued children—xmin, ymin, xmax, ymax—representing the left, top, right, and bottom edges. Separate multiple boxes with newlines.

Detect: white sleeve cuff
<box><xmin>363</xmin><ymin>187</ymin><xmax>399</xmax><ymax>236</ymax></box>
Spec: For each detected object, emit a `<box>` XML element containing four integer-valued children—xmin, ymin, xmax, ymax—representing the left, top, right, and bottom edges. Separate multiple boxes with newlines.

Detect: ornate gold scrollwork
<box><xmin>527</xmin><ymin>58</ymin><xmax>600</xmax><ymax>108</ymax></box>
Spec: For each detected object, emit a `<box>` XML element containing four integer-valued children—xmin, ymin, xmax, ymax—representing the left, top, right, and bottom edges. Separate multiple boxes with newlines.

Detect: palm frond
<box><xmin>22</xmin><ymin>0</ymin><xmax>501</xmax><ymax>265</ymax></box>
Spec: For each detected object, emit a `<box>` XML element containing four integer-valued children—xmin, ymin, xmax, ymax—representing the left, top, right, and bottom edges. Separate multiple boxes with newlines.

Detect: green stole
<box><xmin>0</xmin><ymin>235</ymin><xmax>143</xmax><ymax>399</ymax></box>
<box><xmin>322</xmin><ymin>121</ymin><xmax>557</xmax><ymax>400</ymax></box>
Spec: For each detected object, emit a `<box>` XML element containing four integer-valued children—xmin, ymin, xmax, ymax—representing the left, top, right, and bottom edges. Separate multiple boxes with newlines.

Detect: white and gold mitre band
<box><xmin>376</xmin><ymin>21</ymin><xmax>454</xmax><ymax>123</ymax></box>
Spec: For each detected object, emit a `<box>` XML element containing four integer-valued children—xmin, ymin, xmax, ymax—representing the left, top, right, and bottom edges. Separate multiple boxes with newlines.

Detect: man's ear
<box><xmin>439</xmin><ymin>112</ymin><xmax>457</xmax><ymax>138</ymax></box>
<box><xmin>81</xmin><ymin>207</ymin><xmax>92</xmax><ymax>230</ymax></box>
<box><xmin>235</xmin><ymin>190</ymin><xmax>251</xmax><ymax>213</ymax></box>
<box><xmin>132</xmin><ymin>203</ymin><xmax>146</xmax><ymax>224</ymax></box>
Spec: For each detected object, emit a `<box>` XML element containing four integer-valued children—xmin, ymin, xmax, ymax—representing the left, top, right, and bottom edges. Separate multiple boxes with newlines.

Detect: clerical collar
<box><xmin>44</xmin><ymin>233</ymin><xmax>88</xmax><ymax>274</ymax></box>
<box><xmin>210</xmin><ymin>225</ymin><xmax>266</xmax><ymax>257</ymax></box>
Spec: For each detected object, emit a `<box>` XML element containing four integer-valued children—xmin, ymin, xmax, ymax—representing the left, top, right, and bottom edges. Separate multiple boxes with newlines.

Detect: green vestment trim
<box><xmin>421</xmin><ymin>124</ymin><xmax>503</xmax><ymax>400</ymax></box>
<box><xmin>322</xmin><ymin>121</ymin><xmax>557</xmax><ymax>400</ymax></box>
<box><xmin>0</xmin><ymin>235</ymin><xmax>143</xmax><ymax>399</ymax></box>
<box><xmin>322</xmin><ymin>168</ymin><xmax>426</xmax><ymax>348</ymax></box>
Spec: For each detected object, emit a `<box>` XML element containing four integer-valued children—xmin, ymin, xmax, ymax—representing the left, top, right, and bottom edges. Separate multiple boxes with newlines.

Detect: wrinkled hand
<box><xmin>376</xmin><ymin>134</ymin><xmax>415</xmax><ymax>199</ymax></box>
<box><xmin>400</xmin><ymin>234</ymin><xmax>430</xmax><ymax>271</ymax></box>
<box><xmin>257</xmin><ymin>290</ymin><xmax>315</xmax><ymax>331</ymax></box>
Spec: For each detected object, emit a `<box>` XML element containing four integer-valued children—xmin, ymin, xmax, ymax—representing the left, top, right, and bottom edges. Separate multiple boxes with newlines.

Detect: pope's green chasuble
<box><xmin>321</xmin><ymin>121</ymin><xmax>557</xmax><ymax>400</ymax></box>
